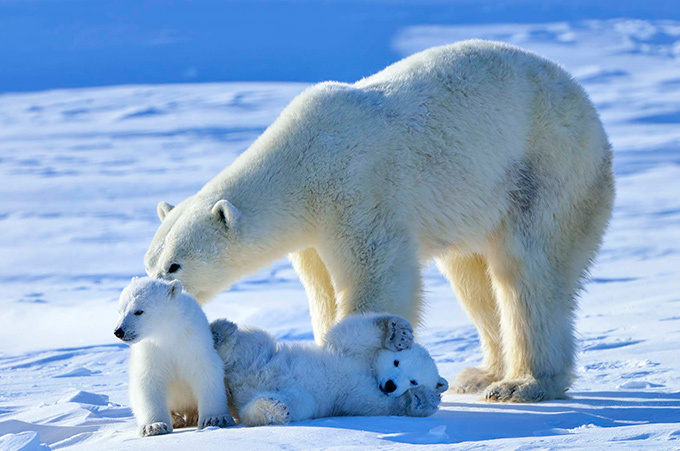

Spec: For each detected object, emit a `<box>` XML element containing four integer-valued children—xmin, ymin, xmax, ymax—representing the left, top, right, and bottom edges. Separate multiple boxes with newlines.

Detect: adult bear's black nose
<box><xmin>383</xmin><ymin>380</ymin><xmax>397</xmax><ymax>393</ymax></box>
<box><xmin>114</xmin><ymin>328</ymin><xmax>125</xmax><ymax>339</ymax></box>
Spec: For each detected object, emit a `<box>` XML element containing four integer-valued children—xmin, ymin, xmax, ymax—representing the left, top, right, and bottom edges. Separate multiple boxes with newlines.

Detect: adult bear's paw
<box><xmin>484</xmin><ymin>378</ymin><xmax>546</xmax><ymax>403</ymax></box>
<box><xmin>384</xmin><ymin>316</ymin><xmax>414</xmax><ymax>352</ymax></box>
<box><xmin>453</xmin><ymin>367</ymin><xmax>500</xmax><ymax>394</ymax></box>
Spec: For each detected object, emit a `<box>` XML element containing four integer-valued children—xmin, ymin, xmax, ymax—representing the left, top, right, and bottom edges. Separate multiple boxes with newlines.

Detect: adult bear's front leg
<box><xmin>318</xmin><ymin>218</ymin><xmax>424</xmax><ymax>328</ymax></box>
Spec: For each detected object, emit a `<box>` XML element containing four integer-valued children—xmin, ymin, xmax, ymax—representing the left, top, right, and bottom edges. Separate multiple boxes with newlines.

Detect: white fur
<box><xmin>145</xmin><ymin>40</ymin><xmax>615</xmax><ymax>402</ymax></box>
<box><xmin>211</xmin><ymin>313</ymin><xmax>445</xmax><ymax>426</ymax></box>
<box><xmin>115</xmin><ymin>277</ymin><xmax>234</xmax><ymax>437</ymax></box>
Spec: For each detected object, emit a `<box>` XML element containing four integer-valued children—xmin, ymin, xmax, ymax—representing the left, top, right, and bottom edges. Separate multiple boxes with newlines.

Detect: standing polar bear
<box><xmin>145</xmin><ymin>40</ymin><xmax>615</xmax><ymax>402</ymax></box>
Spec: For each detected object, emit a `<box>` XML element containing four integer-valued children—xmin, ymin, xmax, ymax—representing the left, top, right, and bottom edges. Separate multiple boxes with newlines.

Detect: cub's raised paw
<box><xmin>198</xmin><ymin>413</ymin><xmax>236</xmax><ymax>429</ymax></box>
<box><xmin>405</xmin><ymin>386</ymin><xmax>441</xmax><ymax>417</ymax></box>
<box><xmin>210</xmin><ymin>319</ymin><xmax>238</xmax><ymax>346</ymax></box>
<box><xmin>384</xmin><ymin>316</ymin><xmax>414</xmax><ymax>351</ymax></box>
<box><xmin>140</xmin><ymin>422</ymin><xmax>171</xmax><ymax>437</ymax></box>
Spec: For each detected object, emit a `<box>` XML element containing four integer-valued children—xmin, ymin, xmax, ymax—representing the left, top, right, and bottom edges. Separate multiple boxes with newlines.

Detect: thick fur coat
<box><xmin>115</xmin><ymin>277</ymin><xmax>234</xmax><ymax>436</ymax></box>
<box><xmin>145</xmin><ymin>40</ymin><xmax>615</xmax><ymax>402</ymax></box>
<box><xmin>211</xmin><ymin>313</ymin><xmax>446</xmax><ymax>426</ymax></box>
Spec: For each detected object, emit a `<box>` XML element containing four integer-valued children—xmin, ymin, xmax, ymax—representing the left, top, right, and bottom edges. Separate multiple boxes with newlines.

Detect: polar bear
<box><xmin>321</xmin><ymin>313</ymin><xmax>448</xmax><ymax>398</ymax></box>
<box><xmin>145</xmin><ymin>40</ymin><xmax>615</xmax><ymax>402</ymax></box>
<box><xmin>114</xmin><ymin>277</ymin><xmax>235</xmax><ymax>436</ymax></box>
<box><xmin>210</xmin><ymin>313</ymin><xmax>446</xmax><ymax>425</ymax></box>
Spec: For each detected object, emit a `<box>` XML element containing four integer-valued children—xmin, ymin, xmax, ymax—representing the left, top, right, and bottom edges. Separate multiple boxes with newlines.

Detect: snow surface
<box><xmin>1</xmin><ymin>9</ymin><xmax>680</xmax><ymax>451</ymax></box>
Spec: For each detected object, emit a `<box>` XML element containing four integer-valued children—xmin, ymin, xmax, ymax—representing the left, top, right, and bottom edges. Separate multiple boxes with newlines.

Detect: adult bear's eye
<box><xmin>410</xmin><ymin>380</ymin><xmax>418</xmax><ymax>386</ymax></box>
<box><xmin>393</xmin><ymin>360</ymin><xmax>399</xmax><ymax>367</ymax></box>
<box><xmin>134</xmin><ymin>310</ymin><xmax>144</xmax><ymax>316</ymax></box>
<box><xmin>168</xmin><ymin>263</ymin><xmax>181</xmax><ymax>274</ymax></box>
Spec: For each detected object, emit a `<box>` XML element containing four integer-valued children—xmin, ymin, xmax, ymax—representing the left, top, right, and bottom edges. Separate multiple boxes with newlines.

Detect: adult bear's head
<box><xmin>144</xmin><ymin>195</ymin><xmax>249</xmax><ymax>304</ymax></box>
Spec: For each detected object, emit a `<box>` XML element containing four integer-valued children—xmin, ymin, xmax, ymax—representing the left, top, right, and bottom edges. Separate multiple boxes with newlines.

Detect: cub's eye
<box><xmin>393</xmin><ymin>360</ymin><xmax>399</xmax><ymax>367</ymax></box>
<box><xmin>134</xmin><ymin>310</ymin><xmax>144</xmax><ymax>316</ymax></box>
<box><xmin>168</xmin><ymin>263</ymin><xmax>181</xmax><ymax>274</ymax></box>
<box><xmin>410</xmin><ymin>380</ymin><xmax>418</xmax><ymax>386</ymax></box>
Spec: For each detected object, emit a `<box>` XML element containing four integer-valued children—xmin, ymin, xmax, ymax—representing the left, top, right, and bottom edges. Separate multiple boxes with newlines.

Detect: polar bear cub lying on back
<box><xmin>114</xmin><ymin>277</ymin><xmax>234</xmax><ymax>437</ymax></box>
<box><xmin>211</xmin><ymin>313</ymin><xmax>447</xmax><ymax>426</ymax></box>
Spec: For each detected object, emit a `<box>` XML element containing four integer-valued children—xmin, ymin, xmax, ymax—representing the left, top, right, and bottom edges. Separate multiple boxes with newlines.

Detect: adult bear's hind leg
<box><xmin>484</xmin><ymin>234</ymin><xmax>578</xmax><ymax>402</ymax></box>
<box><xmin>483</xmin><ymin>155</ymin><xmax>613</xmax><ymax>402</ymax></box>
<box><xmin>436</xmin><ymin>253</ymin><xmax>504</xmax><ymax>393</ymax></box>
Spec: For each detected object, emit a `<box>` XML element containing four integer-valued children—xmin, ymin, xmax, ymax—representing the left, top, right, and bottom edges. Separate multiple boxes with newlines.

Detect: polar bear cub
<box><xmin>210</xmin><ymin>313</ymin><xmax>447</xmax><ymax>426</ymax></box>
<box><xmin>114</xmin><ymin>277</ymin><xmax>235</xmax><ymax>437</ymax></box>
<box><xmin>322</xmin><ymin>314</ymin><xmax>448</xmax><ymax>397</ymax></box>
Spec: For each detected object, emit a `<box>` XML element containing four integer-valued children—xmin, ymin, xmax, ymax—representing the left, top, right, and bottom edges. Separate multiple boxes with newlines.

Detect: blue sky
<box><xmin>1</xmin><ymin>0</ymin><xmax>678</xmax><ymax>92</ymax></box>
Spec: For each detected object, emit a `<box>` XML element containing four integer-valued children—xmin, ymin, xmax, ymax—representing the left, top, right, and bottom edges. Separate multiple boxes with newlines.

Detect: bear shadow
<box><xmin>295</xmin><ymin>390</ymin><xmax>680</xmax><ymax>445</ymax></box>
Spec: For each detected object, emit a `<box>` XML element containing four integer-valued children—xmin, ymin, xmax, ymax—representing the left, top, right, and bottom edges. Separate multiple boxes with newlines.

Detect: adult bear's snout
<box><xmin>114</xmin><ymin>328</ymin><xmax>125</xmax><ymax>339</ymax></box>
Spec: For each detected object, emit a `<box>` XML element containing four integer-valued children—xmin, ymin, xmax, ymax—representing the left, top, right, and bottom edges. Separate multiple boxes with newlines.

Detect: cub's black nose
<box><xmin>114</xmin><ymin>328</ymin><xmax>125</xmax><ymax>339</ymax></box>
<box><xmin>383</xmin><ymin>380</ymin><xmax>397</xmax><ymax>393</ymax></box>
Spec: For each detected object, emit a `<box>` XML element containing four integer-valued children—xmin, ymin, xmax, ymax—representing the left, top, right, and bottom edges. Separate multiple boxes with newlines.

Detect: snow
<box><xmin>1</xmin><ymin>2</ymin><xmax>680</xmax><ymax>450</ymax></box>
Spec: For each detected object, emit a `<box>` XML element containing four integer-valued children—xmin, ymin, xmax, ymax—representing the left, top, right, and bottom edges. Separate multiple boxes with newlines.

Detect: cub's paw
<box><xmin>198</xmin><ymin>413</ymin><xmax>236</xmax><ymax>429</ymax></box>
<box><xmin>139</xmin><ymin>422</ymin><xmax>171</xmax><ymax>437</ymax></box>
<box><xmin>404</xmin><ymin>386</ymin><xmax>441</xmax><ymax>417</ymax></box>
<box><xmin>453</xmin><ymin>367</ymin><xmax>500</xmax><ymax>394</ymax></box>
<box><xmin>171</xmin><ymin>412</ymin><xmax>186</xmax><ymax>429</ymax></box>
<box><xmin>241</xmin><ymin>397</ymin><xmax>291</xmax><ymax>427</ymax></box>
<box><xmin>383</xmin><ymin>316</ymin><xmax>414</xmax><ymax>351</ymax></box>
<box><xmin>171</xmin><ymin>412</ymin><xmax>198</xmax><ymax>429</ymax></box>
<box><xmin>210</xmin><ymin>319</ymin><xmax>238</xmax><ymax>347</ymax></box>
<box><xmin>484</xmin><ymin>378</ymin><xmax>546</xmax><ymax>403</ymax></box>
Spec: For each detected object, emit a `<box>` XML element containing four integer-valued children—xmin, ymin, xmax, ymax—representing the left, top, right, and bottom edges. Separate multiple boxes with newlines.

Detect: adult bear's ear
<box><xmin>157</xmin><ymin>201</ymin><xmax>174</xmax><ymax>222</ymax></box>
<box><xmin>211</xmin><ymin>199</ymin><xmax>240</xmax><ymax>230</ymax></box>
<box><xmin>168</xmin><ymin>280</ymin><xmax>183</xmax><ymax>298</ymax></box>
<box><xmin>436</xmin><ymin>376</ymin><xmax>449</xmax><ymax>393</ymax></box>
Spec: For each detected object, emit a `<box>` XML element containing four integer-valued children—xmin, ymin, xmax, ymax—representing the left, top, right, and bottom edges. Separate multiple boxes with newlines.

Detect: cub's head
<box><xmin>114</xmin><ymin>277</ymin><xmax>184</xmax><ymax>344</ymax></box>
<box><xmin>375</xmin><ymin>344</ymin><xmax>448</xmax><ymax>397</ymax></box>
<box><xmin>144</xmin><ymin>196</ymin><xmax>244</xmax><ymax>304</ymax></box>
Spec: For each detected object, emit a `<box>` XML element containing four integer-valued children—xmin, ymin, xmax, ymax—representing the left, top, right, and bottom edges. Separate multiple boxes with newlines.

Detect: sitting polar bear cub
<box><xmin>211</xmin><ymin>313</ymin><xmax>447</xmax><ymax>426</ymax></box>
<box><xmin>114</xmin><ymin>277</ymin><xmax>235</xmax><ymax>437</ymax></box>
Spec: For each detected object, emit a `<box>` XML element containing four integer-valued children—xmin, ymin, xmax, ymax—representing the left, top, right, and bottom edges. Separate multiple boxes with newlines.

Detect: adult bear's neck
<box><xmin>201</xmin><ymin>128</ymin><xmax>318</xmax><ymax>266</ymax></box>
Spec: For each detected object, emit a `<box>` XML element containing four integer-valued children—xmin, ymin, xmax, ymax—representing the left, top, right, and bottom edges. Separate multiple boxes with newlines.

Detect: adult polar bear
<box><xmin>145</xmin><ymin>40</ymin><xmax>614</xmax><ymax>402</ymax></box>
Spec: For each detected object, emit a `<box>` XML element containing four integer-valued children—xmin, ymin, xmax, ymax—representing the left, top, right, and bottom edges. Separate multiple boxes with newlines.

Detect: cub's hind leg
<box><xmin>239</xmin><ymin>394</ymin><xmax>292</xmax><ymax>426</ymax></box>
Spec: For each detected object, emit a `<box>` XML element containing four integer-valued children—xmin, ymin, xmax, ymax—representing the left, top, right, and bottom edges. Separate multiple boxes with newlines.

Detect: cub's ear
<box><xmin>168</xmin><ymin>280</ymin><xmax>183</xmax><ymax>298</ymax></box>
<box><xmin>436</xmin><ymin>376</ymin><xmax>449</xmax><ymax>393</ymax></box>
<box><xmin>157</xmin><ymin>201</ymin><xmax>174</xmax><ymax>222</ymax></box>
<box><xmin>211</xmin><ymin>200</ymin><xmax>240</xmax><ymax>229</ymax></box>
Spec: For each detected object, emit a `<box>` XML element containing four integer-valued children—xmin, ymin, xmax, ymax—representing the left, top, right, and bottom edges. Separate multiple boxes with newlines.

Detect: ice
<box><xmin>1</xmin><ymin>2</ymin><xmax>680</xmax><ymax>450</ymax></box>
